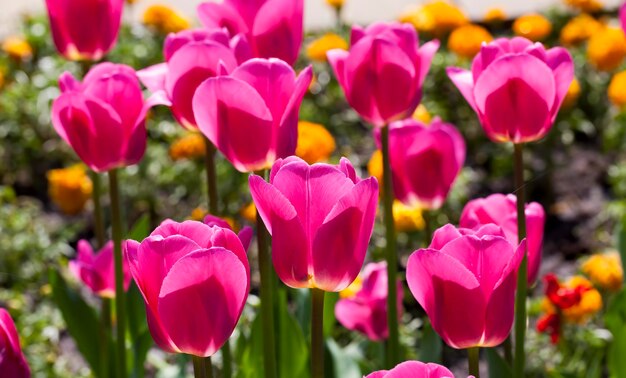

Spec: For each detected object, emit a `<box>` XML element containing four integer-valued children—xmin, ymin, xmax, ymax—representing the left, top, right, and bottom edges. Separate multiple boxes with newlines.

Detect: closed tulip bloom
<box><xmin>459</xmin><ymin>193</ymin><xmax>545</xmax><ymax>284</ymax></box>
<box><xmin>45</xmin><ymin>0</ymin><xmax>123</xmax><ymax>61</ymax></box>
<box><xmin>407</xmin><ymin>224</ymin><xmax>525</xmax><ymax>349</ymax></box>
<box><xmin>124</xmin><ymin>220</ymin><xmax>250</xmax><ymax>357</ymax></box>
<box><xmin>193</xmin><ymin>58</ymin><xmax>312</xmax><ymax>172</ymax></box>
<box><xmin>197</xmin><ymin>0</ymin><xmax>303</xmax><ymax>65</ymax></box>
<box><xmin>0</xmin><ymin>309</ymin><xmax>30</xmax><ymax>378</ymax></box>
<box><xmin>335</xmin><ymin>262</ymin><xmax>402</xmax><ymax>341</ymax></box>
<box><xmin>381</xmin><ymin>118</ymin><xmax>465</xmax><ymax>210</ymax></box>
<box><xmin>365</xmin><ymin>360</ymin><xmax>458</xmax><ymax>378</ymax></box>
<box><xmin>249</xmin><ymin>157</ymin><xmax>378</xmax><ymax>291</ymax></box>
<box><xmin>69</xmin><ymin>240</ymin><xmax>131</xmax><ymax>298</ymax></box>
<box><xmin>447</xmin><ymin>37</ymin><xmax>574</xmax><ymax>143</ymax></box>
<box><xmin>52</xmin><ymin>63</ymin><xmax>168</xmax><ymax>172</ymax></box>
<box><xmin>327</xmin><ymin>22</ymin><xmax>439</xmax><ymax>127</ymax></box>
<box><xmin>137</xmin><ymin>29</ymin><xmax>252</xmax><ymax>129</ymax></box>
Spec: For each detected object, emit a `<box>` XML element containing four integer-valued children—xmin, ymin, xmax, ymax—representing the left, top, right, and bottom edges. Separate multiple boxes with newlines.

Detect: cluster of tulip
<box><xmin>0</xmin><ymin>0</ymin><xmax>590</xmax><ymax>377</ymax></box>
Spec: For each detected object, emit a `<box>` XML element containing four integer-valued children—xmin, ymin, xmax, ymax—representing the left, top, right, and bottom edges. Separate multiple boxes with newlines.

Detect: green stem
<box><xmin>108</xmin><ymin>169</ymin><xmax>127</xmax><ymax>378</ymax></box>
<box><xmin>98</xmin><ymin>298</ymin><xmax>111</xmax><ymax>378</ymax></box>
<box><xmin>192</xmin><ymin>356</ymin><xmax>207</xmax><ymax>378</ymax></box>
<box><xmin>381</xmin><ymin>126</ymin><xmax>399</xmax><ymax>368</ymax></box>
<box><xmin>513</xmin><ymin>143</ymin><xmax>528</xmax><ymax>378</ymax></box>
<box><xmin>90</xmin><ymin>171</ymin><xmax>105</xmax><ymax>248</ymax></box>
<box><xmin>255</xmin><ymin>170</ymin><xmax>278</xmax><ymax>378</ymax></box>
<box><xmin>468</xmin><ymin>347</ymin><xmax>480</xmax><ymax>378</ymax></box>
<box><xmin>220</xmin><ymin>343</ymin><xmax>232</xmax><ymax>378</ymax></box>
<box><xmin>503</xmin><ymin>336</ymin><xmax>513</xmax><ymax>366</ymax></box>
<box><xmin>205</xmin><ymin>356</ymin><xmax>214</xmax><ymax>378</ymax></box>
<box><xmin>423</xmin><ymin>209</ymin><xmax>433</xmax><ymax>246</ymax></box>
<box><xmin>203</xmin><ymin>136</ymin><xmax>219</xmax><ymax>215</ymax></box>
<box><xmin>311</xmin><ymin>288</ymin><xmax>325</xmax><ymax>378</ymax></box>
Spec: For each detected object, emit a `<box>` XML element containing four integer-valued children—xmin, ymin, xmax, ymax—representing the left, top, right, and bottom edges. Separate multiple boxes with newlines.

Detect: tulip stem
<box><xmin>513</xmin><ymin>143</ymin><xmax>528</xmax><ymax>378</ymax></box>
<box><xmin>108</xmin><ymin>169</ymin><xmax>127</xmax><ymax>378</ymax></box>
<box><xmin>90</xmin><ymin>171</ymin><xmax>106</xmax><ymax>248</ymax></box>
<box><xmin>423</xmin><ymin>209</ymin><xmax>433</xmax><ymax>246</ymax></box>
<box><xmin>255</xmin><ymin>170</ymin><xmax>278</xmax><ymax>378</ymax></box>
<box><xmin>311</xmin><ymin>288</ymin><xmax>325</xmax><ymax>378</ymax></box>
<box><xmin>468</xmin><ymin>347</ymin><xmax>480</xmax><ymax>378</ymax></box>
<box><xmin>203</xmin><ymin>136</ymin><xmax>219</xmax><ymax>215</ymax></box>
<box><xmin>205</xmin><ymin>356</ymin><xmax>214</xmax><ymax>378</ymax></box>
<box><xmin>219</xmin><ymin>344</ymin><xmax>231</xmax><ymax>378</ymax></box>
<box><xmin>192</xmin><ymin>356</ymin><xmax>207</xmax><ymax>378</ymax></box>
<box><xmin>381</xmin><ymin>125</ymin><xmax>400</xmax><ymax>368</ymax></box>
<box><xmin>98</xmin><ymin>298</ymin><xmax>111</xmax><ymax>378</ymax></box>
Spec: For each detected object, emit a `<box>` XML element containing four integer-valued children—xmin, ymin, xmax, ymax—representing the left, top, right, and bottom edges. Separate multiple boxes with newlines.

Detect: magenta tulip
<box><xmin>45</xmin><ymin>0</ymin><xmax>123</xmax><ymax>61</ymax></box>
<box><xmin>249</xmin><ymin>156</ymin><xmax>378</xmax><ymax>291</ymax></box>
<box><xmin>327</xmin><ymin>22</ymin><xmax>439</xmax><ymax>127</ymax></box>
<box><xmin>366</xmin><ymin>360</ymin><xmax>459</xmax><ymax>378</ymax></box>
<box><xmin>380</xmin><ymin>118</ymin><xmax>465</xmax><ymax>210</ymax></box>
<box><xmin>197</xmin><ymin>0</ymin><xmax>303</xmax><ymax>65</ymax></box>
<box><xmin>459</xmin><ymin>194</ymin><xmax>545</xmax><ymax>285</ymax></box>
<box><xmin>447</xmin><ymin>37</ymin><xmax>574</xmax><ymax>143</ymax></box>
<box><xmin>621</xmin><ymin>3</ymin><xmax>626</xmax><ymax>35</ymax></box>
<box><xmin>124</xmin><ymin>220</ymin><xmax>250</xmax><ymax>357</ymax></box>
<box><xmin>335</xmin><ymin>262</ymin><xmax>402</xmax><ymax>341</ymax></box>
<box><xmin>69</xmin><ymin>240</ymin><xmax>131</xmax><ymax>298</ymax></box>
<box><xmin>0</xmin><ymin>309</ymin><xmax>30</xmax><ymax>378</ymax></box>
<box><xmin>51</xmin><ymin>63</ymin><xmax>168</xmax><ymax>172</ymax></box>
<box><xmin>137</xmin><ymin>29</ymin><xmax>251</xmax><ymax>129</ymax></box>
<box><xmin>193</xmin><ymin>58</ymin><xmax>312</xmax><ymax>172</ymax></box>
<box><xmin>203</xmin><ymin>214</ymin><xmax>253</xmax><ymax>252</ymax></box>
<box><xmin>406</xmin><ymin>224</ymin><xmax>525</xmax><ymax>349</ymax></box>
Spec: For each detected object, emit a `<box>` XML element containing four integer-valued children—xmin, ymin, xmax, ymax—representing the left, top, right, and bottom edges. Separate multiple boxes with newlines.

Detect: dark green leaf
<box><xmin>606</xmin><ymin>289</ymin><xmax>626</xmax><ymax>378</ymax></box>
<box><xmin>419</xmin><ymin>321</ymin><xmax>442</xmax><ymax>363</ymax></box>
<box><xmin>126</xmin><ymin>282</ymin><xmax>152</xmax><ymax>378</ymax></box>
<box><xmin>126</xmin><ymin>214</ymin><xmax>151</xmax><ymax>242</ymax></box>
<box><xmin>325</xmin><ymin>339</ymin><xmax>361</xmax><ymax>378</ymax></box>
<box><xmin>486</xmin><ymin>347</ymin><xmax>512</xmax><ymax>378</ymax></box>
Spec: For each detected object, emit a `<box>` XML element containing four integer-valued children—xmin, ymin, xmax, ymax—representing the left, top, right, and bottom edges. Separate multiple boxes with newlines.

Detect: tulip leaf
<box><xmin>616</xmin><ymin>218</ymin><xmax>626</xmax><ymax>282</ymax></box>
<box><xmin>126</xmin><ymin>282</ymin><xmax>152</xmax><ymax>378</ymax></box>
<box><xmin>486</xmin><ymin>347</ymin><xmax>512</xmax><ymax>378</ymax></box>
<box><xmin>419</xmin><ymin>320</ymin><xmax>442</xmax><ymax>363</ymax></box>
<box><xmin>606</xmin><ymin>289</ymin><xmax>626</xmax><ymax>378</ymax></box>
<box><xmin>234</xmin><ymin>312</ymin><xmax>264</xmax><ymax>378</ymax></box>
<box><xmin>323</xmin><ymin>292</ymin><xmax>339</xmax><ymax>338</ymax></box>
<box><xmin>325</xmin><ymin>339</ymin><xmax>361</xmax><ymax>378</ymax></box>
<box><xmin>49</xmin><ymin>269</ymin><xmax>103</xmax><ymax>375</ymax></box>
<box><xmin>276</xmin><ymin>288</ymin><xmax>309</xmax><ymax>378</ymax></box>
<box><xmin>126</xmin><ymin>214</ymin><xmax>151</xmax><ymax>241</ymax></box>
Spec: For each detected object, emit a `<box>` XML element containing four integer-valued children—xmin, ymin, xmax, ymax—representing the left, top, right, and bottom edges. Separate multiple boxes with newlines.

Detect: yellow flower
<box><xmin>587</xmin><ymin>27</ymin><xmax>626</xmax><ymax>71</ymax></box>
<box><xmin>241</xmin><ymin>202</ymin><xmax>257</xmax><ymax>224</ymax></box>
<box><xmin>609</xmin><ymin>71</ymin><xmax>626</xmax><ymax>107</ymax></box>
<box><xmin>142</xmin><ymin>4</ymin><xmax>190</xmax><ymax>34</ymax></box>
<box><xmin>393</xmin><ymin>201</ymin><xmax>425</xmax><ymax>232</ymax></box>
<box><xmin>367</xmin><ymin>150</ymin><xmax>383</xmax><ymax>185</ymax></box>
<box><xmin>2</xmin><ymin>36</ymin><xmax>33</xmax><ymax>60</ymax></box>
<box><xmin>562</xmin><ymin>276</ymin><xmax>603</xmax><ymax>323</ymax></box>
<box><xmin>325</xmin><ymin>0</ymin><xmax>344</xmax><ymax>10</ymax></box>
<box><xmin>484</xmin><ymin>7</ymin><xmax>507</xmax><ymax>23</ymax></box>
<box><xmin>448</xmin><ymin>24</ymin><xmax>493</xmax><ymax>59</ymax></box>
<box><xmin>560</xmin><ymin>13</ymin><xmax>603</xmax><ymax>47</ymax></box>
<box><xmin>340</xmin><ymin>276</ymin><xmax>362</xmax><ymax>298</ymax></box>
<box><xmin>562</xmin><ymin>78</ymin><xmax>581</xmax><ymax>108</ymax></box>
<box><xmin>513</xmin><ymin>14</ymin><xmax>552</xmax><ymax>41</ymax></box>
<box><xmin>296</xmin><ymin>121</ymin><xmax>336</xmax><ymax>164</ymax></box>
<box><xmin>563</xmin><ymin>0</ymin><xmax>603</xmax><ymax>12</ymax></box>
<box><xmin>126</xmin><ymin>0</ymin><xmax>139</xmax><ymax>4</ymax></box>
<box><xmin>399</xmin><ymin>1</ymin><xmax>468</xmax><ymax>36</ymax></box>
<box><xmin>581</xmin><ymin>252</ymin><xmax>623</xmax><ymax>291</ymax></box>
<box><xmin>169</xmin><ymin>133</ymin><xmax>206</xmax><ymax>161</ymax></box>
<box><xmin>190</xmin><ymin>207</ymin><xmax>206</xmax><ymax>221</ymax></box>
<box><xmin>413</xmin><ymin>104</ymin><xmax>432</xmax><ymax>124</ymax></box>
<box><xmin>306</xmin><ymin>33</ymin><xmax>348</xmax><ymax>62</ymax></box>
<box><xmin>47</xmin><ymin>165</ymin><xmax>93</xmax><ymax>215</ymax></box>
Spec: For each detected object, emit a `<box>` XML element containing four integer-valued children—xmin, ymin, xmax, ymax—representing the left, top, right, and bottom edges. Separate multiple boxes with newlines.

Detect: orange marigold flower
<box><xmin>47</xmin><ymin>165</ymin><xmax>93</xmax><ymax>215</ymax></box>
<box><xmin>484</xmin><ymin>7</ymin><xmax>506</xmax><ymax>23</ymax></box>
<box><xmin>325</xmin><ymin>0</ymin><xmax>344</xmax><ymax>10</ymax></box>
<box><xmin>169</xmin><ymin>133</ymin><xmax>206</xmax><ymax>161</ymax></box>
<box><xmin>608</xmin><ymin>70</ymin><xmax>626</xmax><ymax>107</ymax></box>
<box><xmin>296</xmin><ymin>121</ymin><xmax>336</xmax><ymax>164</ymax></box>
<box><xmin>399</xmin><ymin>1</ymin><xmax>468</xmax><ymax>36</ymax></box>
<box><xmin>306</xmin><ymin>33</ymin><xmax>348</xmax><ymax>62</ymax></box>
<box><xmin>513</xmin><ymin>14</ymin><xmax>552</xmax><ymax>41</ymax></box>
<box><xmin>587</xmin><ymin>27</ymin><xmax>626</xmax><ymax>71</ymax></box>
<box><xmin>560</xmin><ymin>13</ymin><xmax>603</xmax><ymax>47</ymax></box>
<box><xmin>448</xmin><ymin>24</ymin><xmax>493</xmax><ymax>59</ymax></box>
<box><xmin>240</xmin><ymin>202</ymin><xmax>257</xmax><ymax>224</ymax></box>
<box><xmin>581</xmin><ymin>252</ymin><xmax>623</xmax><ymax>291</ymax></box>
<box><xmin>563</xmin><ymin>0</ymin><xmax>603</xmax><ymax>12</ymax></box>
<box><xmin>393</xmin><ymin>200</ymin><xmax>425</xmax><ymax>232</ymax></box>
<box><xmin>2</xmin><ymin>36</ymin><xmax>33</xmax><ymax>60</ymax></box>
<box><xmin>562</xmin><ymin>78</ymin><xmax>581</xmax><ymax>109</ymax></box>
<box><xmin>367</xmin><ymin>150</ymin><xmax>383</xmax><ymax>185</ymax></box>
<box><xmin>142</xmin><ymin>4</ymin><xmax>190</xmax><ymax>34</ymax></box>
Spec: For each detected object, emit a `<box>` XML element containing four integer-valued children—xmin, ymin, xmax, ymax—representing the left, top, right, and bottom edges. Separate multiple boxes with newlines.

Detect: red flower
<box><xmin>537</xmin><ymin>313</ymin><xmax>560</xmax><ymax>344</ymax></box>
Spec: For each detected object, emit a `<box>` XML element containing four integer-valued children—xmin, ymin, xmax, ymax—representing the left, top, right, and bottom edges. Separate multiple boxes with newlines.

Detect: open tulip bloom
<box><xmin>327</xmin><ymin>22</ymin><xmax>439</xmax><ymax>127</ymax></box>
<box><xmin>137</xmin><ymin>28</ymin><xmax>252</xmax><ymax>130</ymax></box>
<box><xmin>407</xmin><ymin>224</ymin><xmax>525</xmax><ymax>349</ymax></box>
<box><xmin>0</xmin><ymin>309</ymin><xmax>30</xmax><ymax>378</ymax></box>
<box><xmin>124</xmin><ymin>220</ymin><xmax>250</xmax><ymax>357</ymax></box>
<box><xmin>366</xmin><ymin>360</ymin><xmax>463</xmax><ymax>378</ymax></box>
<box><xmin>197</xmin><ymin>0</ymin><xmax>303</xmax><ymax>65</ymax></box>
<box><xmin>45</xmin><ymin>0</ymin><xmax>123</xmax><ymax>61</ymax></box>
<box><xmin>193</xmin><ymin>58</ymin><xmax>313</xmax><ymax>172</ymax></box>
<box><xmin>69</xmin><ymin>240</ymin><xmax>131</xmax><ymax>298</ymax></box>
<box><xmin>447</xmin><ymin>37</ymin><xmax>574</xmax><ymax>143</ymax></box>
<box><xmin>51</xmin><ymin>63</ymin><xmax>169</xmax><ymax>173</ymax></box>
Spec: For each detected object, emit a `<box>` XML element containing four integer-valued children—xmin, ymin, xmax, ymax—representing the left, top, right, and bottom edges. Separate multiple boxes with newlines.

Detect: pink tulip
<box><xmin>193</xmin><ymin>58</ymin><xmax>312</xmax><ymax>172</ymax></box>
<box><xmin>203</xmin><ymin>214</ymin><xmax>253</xmax><ymax>251</ymax></box>
<box><xmin>0</xmin><ymin>309</ymin><xmax>30</xmax><ymax>378</ymax></box>
<box><xmin>327</xmin><ymin>22</ymin><xmax>439</xmax><ymax>127</ymax></box>
<box><xmin>51</xmin><ymin>63</ymin><xmax>168</xmax><ymax>172</ymax></box>
<box><xmin>366</xmin><ymin>360</ymin><xmax>460</xmax><ymax>378</ymax></box>
<box><xmin>124</xmin><ymin>220</ymin><xmax>250</xmax><ymax>357</ymax></box>
<box><xmin>45</xmin><ymin>0</ymin><xmax>123</xmax><ymax>61</ymax></box>
<box><xmin>620</xmin><ymin>3</ymin><xmax>626</xmax><ymax>35</ymax></box>
<box><xmin>249</xmin><ymin>156</ymin><xmax>378</xmax><ymax>291</ymax></box>
<box><xmin>69</xmin><ymin>240</ymin><xmax>131</xmax><ymax>298</ymax></box>
<box><xmin>406</xmin><ymin>224</ymin><xmax>525</xmax><ymax>349</ymax></box>
<box><xmin>137</xmin><ymin>29</ymin><xmax>251</xmax><ymax>129</ymax></box>
<box><xmin>335</xmin><ymin>262</ymin><xmax>402</xmax><ymax>341</ymax></box>
<box><xmin>379</xmin><ymin>118</ymin><xmax>465</xmax><ymax>210</ymax></box>
<box><xmin>197</xmin><ymin>0</ymin><xmax>303</xmax><ymax>65</ymax></box>
<box><xmin>459</xmin><ymin>194</ymin><xmax>545</xmax><ymax>285</ymax></box>
<box><xmin>447</xmin><ymin>37</ymin><xmax>574</xmax><ymax>143</ymax></box>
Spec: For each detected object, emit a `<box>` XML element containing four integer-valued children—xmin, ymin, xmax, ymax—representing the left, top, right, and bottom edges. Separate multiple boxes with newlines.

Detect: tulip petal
<box><xmin>197</xmin><ymin>2</ymin><xmax>249</xmax><ymax>36</ymax></box>
<box><xmin>158</xmin><ymin>248</ymin><xmax>248</xmax><ymax>357</ymax></box>
<box><xmin>327</xmin><ymin>49</ymin><xmax>349</xmax><ymax>90</ymax></box>
<box><xmin>137</xmin><ymin>63</ymin><xmax>168</xmax><ymax>94</ymax></box>
<box><xmin>276</xmin><ymin>66</ymin><xmax>313</xmax><ymax>158</ymax></box>
<box><xmin>446</xmin><ymin>67</ymin><xmax>477</xmax><ymax>112</ymax></box>
<box><xmin>0</xmin><ymin>309</ymin><xmax>30</xmax><ymax>377</ymax></box>
<box><xmin>335</xmin><ymin>298</ymin><xmax>387</xmax><ymax>341</ymax></box>
<box><xmin>417</xmin><ymin>39</ymin><xmax>440</xmax><ymax>87</ymax></box>
<box><xmin>545</xmin><ymin>47</ymin><xmax>575</xmax><ymax>120</ymax></box>
<box><xmin>252</xmin><ymin>0</ymin><xmax>303</xmax><ymax>64</ymax></box>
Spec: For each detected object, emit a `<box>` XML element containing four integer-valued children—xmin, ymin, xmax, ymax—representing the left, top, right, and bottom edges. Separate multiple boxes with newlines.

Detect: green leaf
<box><xmin>126</xmin><ymin>282</ymin><xmax>152</xmax><ymax>378</ymax></box>
<box><xmin>49</xmin><ymin>269</ymin><xmax>103</xmax><ymax>374</ymax></box>
<box><xmin>486</xmin><ymin>347</ymin><xmax>512</xmax><ymax>378</ymax></box>
<box><xmin>606</xmin><ymin>289</ymin><xmax>626</xmax><ymax>378</ymax></box>
<box><xmin>126</xmin><ymin>214</ymin><xmax>150</xmax><ymax>241</ymax></box>
<box><xmin>323</xmin><ymin>292</ymin><xmax>339</xmax><ymax>338</ymax></box>
<box><xmin>419</xmin><ymin>321</ymin><xmax>442</xmax><ymax>363</ymax></box>
<box><xmin>276</xmin><ymin>289</ymin><xmax>309</xmax><ymax>378</ymax></box>
<box><xmin>235</xmin><ymin>313</ymin><xmax>264</xmax><ymax>378</ymax></box>
<box><xmin>616</xmin><ymin>218</ymin><xmax>626</xmax><ymax>282</ymax></box>
<box><xmin>325</xmin><ymin>339</ymin><xmax>361</xmax><ymax>378</ymax></box>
